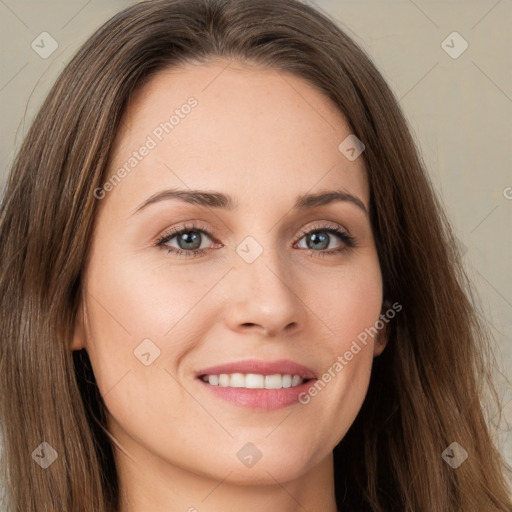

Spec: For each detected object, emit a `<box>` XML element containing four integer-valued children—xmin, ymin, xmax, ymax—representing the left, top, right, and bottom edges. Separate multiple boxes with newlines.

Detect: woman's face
<box><xmin>73</xmin><ymin>59</ymin><xmax>387</xmax><ymax>485</ymax></box>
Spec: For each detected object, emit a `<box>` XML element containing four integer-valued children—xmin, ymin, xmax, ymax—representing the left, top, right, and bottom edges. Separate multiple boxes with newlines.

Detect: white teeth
<box><xmin>230</xmin><ymin>373</ymin><xmax>246</xmax><ymax>387</ymax></box>
<box><xmin>245</xmin><ymin>374</ymin><xmax>264</xmax><ymax>388</ymax></box>
<box><xmin>201</xmin><ymin>373</ymin><xmax>306</xmax><ymax>389</ymax></box>
<box><xmin>218</xmin><ymin>374</ymin><xmax>230</xmax><ymax>387</ymax></box>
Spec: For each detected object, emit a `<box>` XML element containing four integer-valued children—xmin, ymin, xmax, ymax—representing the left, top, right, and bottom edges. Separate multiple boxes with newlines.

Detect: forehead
<box><xmin>104</xmin><ymin>60</ymin><xmax>368</xmax><ymax>215</ymax></box>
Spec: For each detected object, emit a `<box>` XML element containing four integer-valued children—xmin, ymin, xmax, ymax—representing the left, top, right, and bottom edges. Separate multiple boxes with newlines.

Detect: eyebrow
<box><xmin>131</xmin><ymin>188</ymin><xmax>368</xmax><ymax>216</ymax></box>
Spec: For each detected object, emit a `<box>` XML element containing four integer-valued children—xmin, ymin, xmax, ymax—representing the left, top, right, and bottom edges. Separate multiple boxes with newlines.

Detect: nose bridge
<box><xmin>236</xmin><ymin>228</ymin><xmax>291</xmax><ymax>290</ymax></box>
<box><xmin>222</xmin><ymin>231</ymin><xmax>303</xmax><ymax>336</ymax></box>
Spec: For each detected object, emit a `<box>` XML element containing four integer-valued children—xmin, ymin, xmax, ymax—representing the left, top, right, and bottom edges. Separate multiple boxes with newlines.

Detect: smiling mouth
<box><xmin>198</xmin><ymin>373</ymin><xmax>312</xmax><ymax>389</ymax></box>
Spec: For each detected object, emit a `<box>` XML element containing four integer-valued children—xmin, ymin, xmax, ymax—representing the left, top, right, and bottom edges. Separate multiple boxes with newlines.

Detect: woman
<box><xmin>0</xmin><ymin>0</ymin><xmax>510</xmax><ymax>511</ymax></box>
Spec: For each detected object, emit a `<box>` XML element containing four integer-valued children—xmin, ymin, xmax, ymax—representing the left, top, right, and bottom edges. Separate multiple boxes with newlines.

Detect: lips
<box><xmin>195</xmin><ymin>358</ymin><xmax>317</xmax><ymax>380</ymax></box>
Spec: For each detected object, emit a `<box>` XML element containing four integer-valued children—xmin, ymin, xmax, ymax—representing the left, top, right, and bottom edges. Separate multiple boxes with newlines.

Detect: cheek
<box><xmin>83</xmin><ymin>240</ymin><xmax>214</xmax><ymax>351</ymax></box>
<box><xmin>81</xmin><ymin>242</ymin><xmax>224</xmax><ymax>415</ymax></box>
<box><xmin>305</xmin><ymin>250</ymin><xmax>383</xmax><ymax>347</ymax></box>
<box><xmin>298</xmin><ymin>252</ymin><xmax>382</xmax><ymax>435</ymax></box>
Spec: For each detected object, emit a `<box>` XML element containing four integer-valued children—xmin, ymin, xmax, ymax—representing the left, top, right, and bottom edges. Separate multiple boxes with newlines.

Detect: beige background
<box><xmin>1</xmin><ymin>0</ymin><xmax>511</xmax><ymax>469</ymax></box>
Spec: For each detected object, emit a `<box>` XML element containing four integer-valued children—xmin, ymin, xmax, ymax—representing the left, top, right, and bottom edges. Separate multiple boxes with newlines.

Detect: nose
<box><xmin>222</xmin><ymin>249</ymin><xmax>305</xmax><ymax>338</ymax></box>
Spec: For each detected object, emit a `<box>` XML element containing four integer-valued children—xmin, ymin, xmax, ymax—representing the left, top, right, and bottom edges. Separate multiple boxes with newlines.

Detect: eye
<box><xmin>155</xmin><ymin>222</ymin><xmax>357</xmax><ymax>258</ymax></box>
<box><xmin>156</xmin><ymin>222</ymin><xmax>219</xmax><ymax>258</ymax></box>
<box><xmin>293</xmin><ymin>224</ymin><xmax>357</xmax><ymax>257</ymax></box>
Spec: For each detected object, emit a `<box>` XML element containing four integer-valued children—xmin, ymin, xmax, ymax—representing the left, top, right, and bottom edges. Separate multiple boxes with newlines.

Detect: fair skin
<box><xmin>72</xmin><ymin>59</ymin><xmax>388</xmax><ymax>512</ymax></box>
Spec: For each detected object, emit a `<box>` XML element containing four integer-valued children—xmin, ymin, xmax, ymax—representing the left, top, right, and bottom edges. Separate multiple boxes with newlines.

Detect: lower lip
<box><xmin>196</xmin><ymin>378</ymin><xmax>318</xmax><ymax>410</ymax></box>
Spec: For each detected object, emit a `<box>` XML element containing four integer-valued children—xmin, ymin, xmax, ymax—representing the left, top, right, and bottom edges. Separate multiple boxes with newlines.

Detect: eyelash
<box><xmin>155</xmin><ymin>222</ymin><xmax>357</xmax><ymax>259</ymax></box>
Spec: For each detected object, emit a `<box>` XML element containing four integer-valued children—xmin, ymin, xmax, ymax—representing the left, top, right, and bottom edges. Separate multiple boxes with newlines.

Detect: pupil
<box><xmin>179</xmin><ymin>231</ymin><xmax>201</xmax><ymax>250</ymax></box>
<box><xmin>309</xmin><ymin>232</ymin><xmax>328</xmax><ymax>250</ymax></box>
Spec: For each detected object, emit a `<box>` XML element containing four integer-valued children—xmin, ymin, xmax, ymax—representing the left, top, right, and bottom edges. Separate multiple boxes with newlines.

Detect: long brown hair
<box><xmin>0</xmin><ymin>0</ymin><xmax>510</xmax><ymax>510</ymax></box>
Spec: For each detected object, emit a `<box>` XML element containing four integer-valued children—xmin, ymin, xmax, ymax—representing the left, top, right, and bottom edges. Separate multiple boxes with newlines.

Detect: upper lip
<box><xmin>195</xmin><ymin>359</ymin><xmax>317</xmax><ymax>380</ymax></box>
